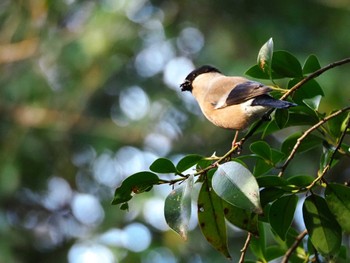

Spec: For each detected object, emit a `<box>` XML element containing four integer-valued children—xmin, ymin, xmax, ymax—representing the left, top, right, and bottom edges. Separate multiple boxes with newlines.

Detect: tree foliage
<box><xmin>113</xmin><ymin>39</ymin><xmax>350</xmax><ymax>262</ymax></box>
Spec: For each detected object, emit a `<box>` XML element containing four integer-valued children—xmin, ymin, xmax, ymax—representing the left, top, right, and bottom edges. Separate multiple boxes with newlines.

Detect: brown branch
<box><xmin>239</xmin><ymin>232</ymin><xmax>252</xmax><ymax>263</ymax></box>
<box><xmin>278</xmin><ymin>106</ymin><xmax>350</xmax><ymax>177</ymax></box>
<box><xmin>281</xmin><ymin>229</ymin><xmax>308</xmax><ymax>263</ymax></box>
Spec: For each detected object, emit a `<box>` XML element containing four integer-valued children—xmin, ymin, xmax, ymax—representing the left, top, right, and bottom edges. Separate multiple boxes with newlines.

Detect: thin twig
<box><xmin>306</xmin><ymin>113</ymin><xmax>350</xmax><ymax>189</ymax></box>
<box><xmin>278</xmin><ymin>106</ymin><xmax>350</xmax><ymax>177</ymax></box>
<box><xmin>281</xmin><ymin>229</ymin><xmax>308</xmax><ymax>263</ymax></box>
<box><xmin>239</xmin><ymin>232</ymin><xmax>252</xmax><ymax>263</ymax></box>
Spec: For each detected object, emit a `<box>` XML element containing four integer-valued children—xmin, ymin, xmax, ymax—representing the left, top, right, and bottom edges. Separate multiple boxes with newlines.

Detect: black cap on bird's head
<box><xmin>180</xmin><ymin>65</ymin><xmax>221</xmax><ymax>92</ymax></box>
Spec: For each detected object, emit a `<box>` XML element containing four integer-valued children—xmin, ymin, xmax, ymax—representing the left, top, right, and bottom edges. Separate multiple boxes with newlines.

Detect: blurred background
<box><xmin>1</xmin><ymin>0</ymin><xmax>350</xmax><ymax>262</ymax></box>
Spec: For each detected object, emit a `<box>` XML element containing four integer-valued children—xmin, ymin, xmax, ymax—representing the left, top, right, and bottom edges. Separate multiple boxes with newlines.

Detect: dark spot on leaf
<box><xmin>224</xmin><ymin>208</ymin><xmax>229</xmax><ymax>215</ymax></box>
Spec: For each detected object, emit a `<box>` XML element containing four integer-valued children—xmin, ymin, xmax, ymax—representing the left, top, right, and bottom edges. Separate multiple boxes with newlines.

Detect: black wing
<box><xmin>225</xmin><ymin>81</ymin><xmax>272</xmax><ymax>106</ymax></box>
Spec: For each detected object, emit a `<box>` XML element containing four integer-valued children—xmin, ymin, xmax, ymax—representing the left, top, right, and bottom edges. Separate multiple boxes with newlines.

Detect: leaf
<box><xmin>257</xmin><ymin>38</ymin><xmax>274</xmax><ymax>76</ymax></box>
<box><xmin>249</xmin><ymin>223</ymin><xmax>266</xmax><ymax>261</ymax></box>
<box><xmin>223</xmin><ymin>200</ymin><xmax>259</xmax><ymax>235</ymax></box>
<box><xmin>303</xmin><ymin>95</ymin><xmax>322</xmax><ymax>111</ymax></box>
<box><xmin>325</xmin><ymin>183</ymin><xmax>350</xmax><ymax>233</ymax></box>
<box><xmin>150</xmin><ymin>158</ymin><xmax>178</xmax><ymax>173</ymax></box>
<box><xmin>112</xmin><ymin>171</ymin><xmax>159</xmax><ymax>205</ymax></box>
<box><xmin>289</xmin><ymin>78</ymin><xmax>324</xmax><ymax>105</ymax></box>
<box><xmin>275</xmin><ymin>108</ymin><xmax>289</xmax><ymax>129</ymax></box>
<box><xmin>281</xmin><ymin>132</ymin><xmax>323</xmax><ymax>155</ymax></box>
<box><xmin>176</xmin><ymin>154</ymin><xmax>203</xmax><ymax>173</ymax></box>
<box><xmin>303</xmin><ymin>195</ymin><xmax>342</xmax><ymax>256</ymax></box>
<box><xmin>257</xmin><ymin>175</ymin><xmax>288</xmax><ymax>188</ymax></box>
<box><xmin>287</xmin><ymin>175</ymin><xmax>314</xmax><ymax>188</ymax></box>
<box><xmin>250</xmin><ymin>141</ymin><xmax>272</xmax><ymax>162</ymax></box>
<box><xmin>197</xmin><ymin>176</ymin><xmax>231</xmax><ymax>259</ymax></box>
<box><xmin>303</xmin><ymin>54</ymin><xmax>321</xmax><ymax>74</ymax></box>
<box><xmin>212</xmin><ymin>161</ymin><xmax>263</xmax><ymax>214</ymax></box>
<box><xmin>271</xmin><ymin>50</ymin><xmax>303</xmax><ymax>78</ymax></box>
<box><xmin>245</xmin><ymin>64</ymin><xmax>284</xmax><ymax>80</ymax></box>
<box><xmin>327</xmin><ymin>111</ymin><xmax>350</xmax><ymax>139</ymax></box>
<box><xmin>164</xmin><ymin>175</ymin><xmax>193</xmax><ymax>240</ymax></box>
<box><xmin>260</xmin><ymin>187</ymin><xmax>286</xmax><ymax>207</ymax></box>
<box><xmin>269</xmin><ymin>195</ymin><xmax>298</xmax><ymax>240</ymax></box>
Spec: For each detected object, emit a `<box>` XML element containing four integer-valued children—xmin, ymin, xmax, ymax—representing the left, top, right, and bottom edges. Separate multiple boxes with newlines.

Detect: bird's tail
<box><xmin>252</xmin><ymin>95</ymin><xmax>297</xmax><ymax>109</ymax></box>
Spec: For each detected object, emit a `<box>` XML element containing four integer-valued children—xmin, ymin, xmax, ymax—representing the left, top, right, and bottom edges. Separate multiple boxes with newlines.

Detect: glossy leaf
<box><xmin>176</xmin><ymin>154</ymin><xmax>203</xmax><ymax>173</ymax></box>
<box><xmin>271</xmin><ymin>50</ymin><xmax>303</xmax><ymax>78</ymax></box>
<box><xmin>327</xmin><ymin>111</ymin><xmax>350</xmax><ymax>139</ymax></box>
<box><xmin>245</xmin><ymin>64</ymin><xmax>284</xmax><ymax>79</ymax></box>
<box><xmin>223</xmin><ymin>200</ymin><xmax>259</xmax><ymax>235</ymax></box>
<box><xmin>164</xmin><ymin>175</ymin><xmax>193</xmax><ymax>240</ymax></box>
<box><xmin>325</xmin><ymin>183</ymin><xmax>350</xmax><ymax>233</ymax></box>
<box><xmin>197</xmin><ymin>176</ymin><xmax>231</xmax><ymax>259</ymax></box>
<box><xmin>249</xmin><ymin>223</ymin><xmax>266</xmax><ymax>261</ymax></box>
<box><xmin>287</xmin><ymin>175</ymin><xmax>314</xmax><ymax>188</ymax></box>
<box><xmin>281</xmin><ymin>132</ymin><xmax>323</xmax><ymax>155</ymax></box>
<box><xmin>275</xmin><ymin>108</ymin><xmax>289</xmax><ymax>129</ymax></box>
<box><xmin>289</xmin><ymin>78</ymin><xmax>324</xmax><ymax>105</ymax></box>
<box><xmin>303</xmin><ymin>54</ymin><xmax>321</xmax><ymax>74</ymax></box>
<box><xmin>250</xmin><ymin>141</ymin><xmax>272</xmax><ymax>161</ymax></box>
<box><xmin>112</xmin><ymin>171</ymin><xmax>159</xmax><ymax>205</ymax></box>
<box><xmin>303</xmin><ymin>195</ymin><xmax>342</xmax><ymax>256</ymax></box>
<box><xmin>269</xmin><ymin>195</ymin><xmax>298</xmax><ymax>240</ymax></box>
<box><xmin>150</xmin><ymin>158</ymin><xmax>178</xmax><ymax>173</ymax></box>
<box><xmin>260</xmin><ymin>187</ymin><xmax>286</xmax><ymax>207</ymax></box>
<box><xmin>303</xmin><ymin>95</ymin><xmax>322</xmax><ymax>111</ymax></box>
<box><xmin>212</xmin><ymin>161</ymin><xmax>263</xmax><ymax>214</ymax></box>
<box><xmin>257</xmin><ymin>175</ymin><xmax>288</xmax><ymax>188</ymax></box>
<box><xmin>257</xmin><ymin>38</ymin><xmax>274</xmax><ymax>76</ymax></box>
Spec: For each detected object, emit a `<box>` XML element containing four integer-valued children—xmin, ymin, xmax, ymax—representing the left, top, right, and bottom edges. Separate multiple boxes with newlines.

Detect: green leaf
<box><xmin>176</xmin><ymin>154</ymin><xmax>203</xmax><ymax>173</ymax></box>
<box><xmin>260</xmin><ymin>187</ymin><xmax>286</xmax><ymax>207</ymax></box>
<box><xmin>303</xmin><ymin>194</ymin><xmax>342</xmax><ymax>256</ymax></box>
<box><xmin>245</xmin><ymin>64</ymin><xmax>284</xmax><ymax>80</ymax></box>
<box><xmin>271</xmin><ymin>50</ymin><xmax>303</xmax><ymax>78</ymax></box>
<box><xmin>303</xmin><ymin>95</ymin><xmax>322</xmax><ymax>111</ymax></box>
<box><xmin>257</xmin><ymin>38</ymin><xmax>274</xmax><ymax>76</ymax></box>
<box><xmin>164</xmin><ymin>175</ymin><xmax>193</xmax><ymax>240</ymax></box>
<box><xmin>327</xmin><ymin>111</ymin><xmax>350</xmax><ymax>139</ymax></box>
<box><xmin>112</xmin><ymin>171</ymin><xmax>159</xmax><ymax>205</ymax></box>
<box><xmin>281</xmin><ymin>132</ymin><xmax>323</xmax><ymax>155</ymax></box>
<box><xmin>250</xmin><ymin>141</ymin><xmax>272</xmax><ymax>161</ymax></box>
<box><xmin>150</xmin><ymin>158</ymin><xmax>178</xmax><ymax>173</ymax></box>
<box><xmin>250</xmin><ymin>223</ymin><xmax>266</xmax><ymax>261</ymax></box>
<box><xmin>289</xmin><ymin>78</ymin><xmax>324</xmax><ymax>105</ymax></box>
<box><xmin>275</xmin><ymin>108</ymin><xmax>289</xmax><ymax>129</ymax></box>
<box><xmin>269</xmin><ymin>195</ymin><xmax>298</xmax><ymax>240</ymax></box>
<box><xmin>197</xmin><ymin>176</ymin><xmax>231</xmax><ymax>259</ymax></box>
<box><xmin>257</xmin><ymin>175</ymin><xmax>288</xmax><ymax>188</ymax></box>
<box><xmin>212</xmin><ymin>161</ymin><xmax>263</xmax><ymax>214</ymax></box>
<box><xmin>303</xmin><ymin>54</ymin><xmax>321</xmax><ymax>74</ymax></box>
<box><xmin>287</xmin><ymin>175</ymin><xmax>314</xmax><ymax>188</ymax></box>
<box><xmin>325</xmin><ymin>183</ymin><xmax>350</xmax><ymax>233</ymax></box>
<box><xmin>223</xmin><ymin>200</ymin><xmax>259</xmax><ymax>235</ymax></box>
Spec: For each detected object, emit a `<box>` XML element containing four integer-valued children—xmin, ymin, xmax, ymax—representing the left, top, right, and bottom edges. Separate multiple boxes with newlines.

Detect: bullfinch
<box><xmin>180</xmin><ymin>65</ymin><xmax>296</xmax><ymax>146</ymax></box>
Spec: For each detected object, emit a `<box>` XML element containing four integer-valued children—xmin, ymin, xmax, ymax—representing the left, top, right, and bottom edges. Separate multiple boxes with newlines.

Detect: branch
<box><xmin>281</xmin><ymin>229</ymin><xmax>308</xmax><ymax>263</ymax></box>
<box><xmin>278</xmin><ymin>106</ymin><xmax>350</xmax><ymax>177</ymax></box>
<box><xmin>239</xmin><ymin>232</ymin><xmax>252</xmax><ymax>263</ymax></box>
<box><xmin>306</xmin><ymin>112</ymin><xmax>350</xmax><ymax>189</ymax></box>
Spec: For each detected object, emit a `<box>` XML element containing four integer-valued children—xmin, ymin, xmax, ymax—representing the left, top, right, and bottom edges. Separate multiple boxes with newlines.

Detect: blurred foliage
<box><xmin>1</xmin><ymin>0</ymin><xmax>350</xmax><ymax>262</ymax></box>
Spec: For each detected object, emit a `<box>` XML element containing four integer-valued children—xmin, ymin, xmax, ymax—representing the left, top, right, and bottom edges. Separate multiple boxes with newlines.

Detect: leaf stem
<box><xmin>278</xmin><ymin>106</ymin><xmax>350</xmax><ymax>177</ymax></box>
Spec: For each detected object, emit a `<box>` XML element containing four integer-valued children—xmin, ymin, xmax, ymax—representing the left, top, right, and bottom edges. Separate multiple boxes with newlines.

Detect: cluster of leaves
<box><xmin>112</xmin><ymin>39</ymin><xmax>350</xmax><ymax>262</ymax></box>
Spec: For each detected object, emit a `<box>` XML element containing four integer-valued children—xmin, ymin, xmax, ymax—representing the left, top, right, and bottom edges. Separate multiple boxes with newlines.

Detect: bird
<box><xmin>180</xmin><ymin>65</ymin><xmax>296</xmax><ymax>147</ymax></box>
